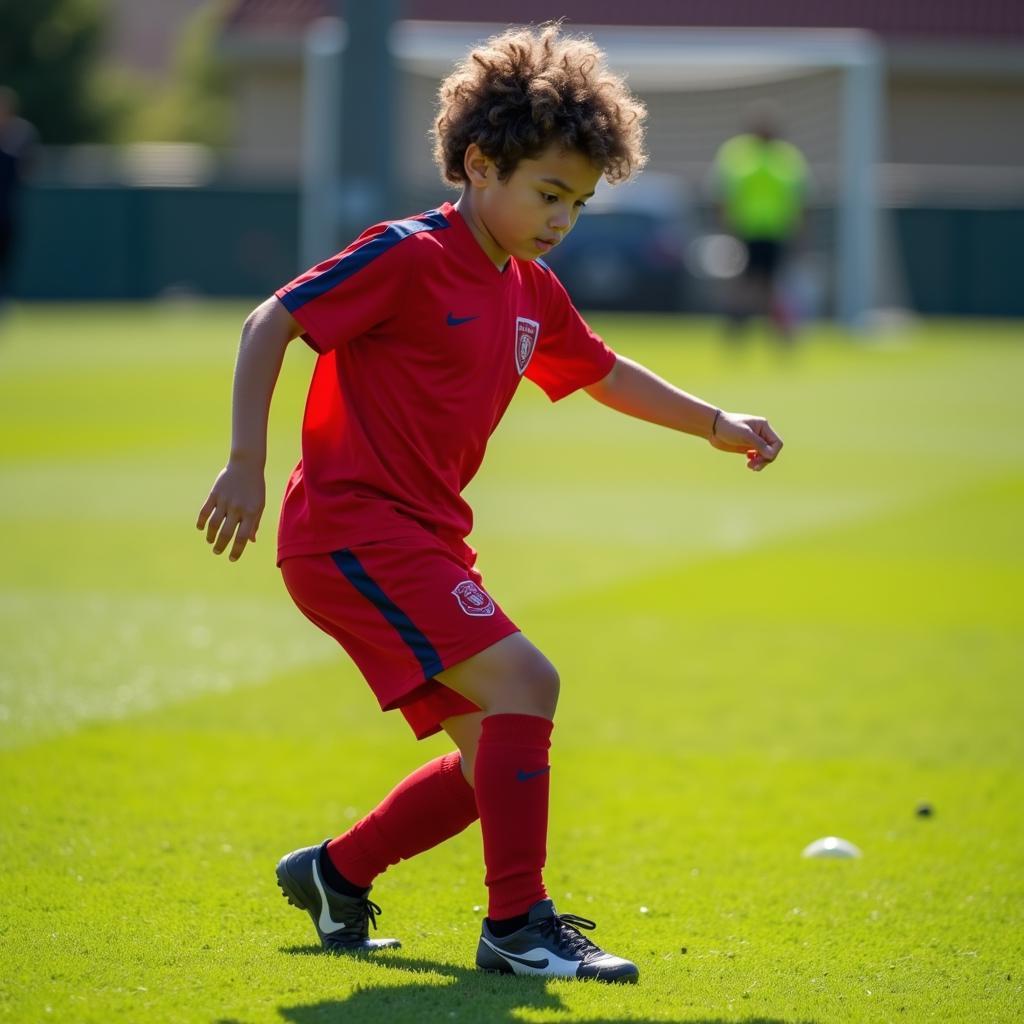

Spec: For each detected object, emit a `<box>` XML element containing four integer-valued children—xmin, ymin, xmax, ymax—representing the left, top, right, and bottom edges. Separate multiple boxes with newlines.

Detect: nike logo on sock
<box><xmin>516</xmin><ymin>766</ymin><xmax>551</xmax><ymax>782</ymax></box>
<box><xmin>311</xmin><ymin>859</ymin><xmax>348</xmax><ymax>934</ymax></box>
<box><xmin>446</xmin><ymin>312</ymin><xmax>479</xmax><ymax>326</ymax></box>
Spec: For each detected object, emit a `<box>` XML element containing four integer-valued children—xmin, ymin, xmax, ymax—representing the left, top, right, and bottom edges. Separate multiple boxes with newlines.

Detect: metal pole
<box><xmin>337</xmin><ymin>1</ymin><xmax>401</xmax><ymax>239</ymax></box>
<box><xmin>836</xmin><ymin>41</ymin><xmax>884</xmax><ymax>328</ymax></box>
<box><xmin>301</xmin><ymin>17</ymin><xmax>345</xmax><ymax>269</ymax></box>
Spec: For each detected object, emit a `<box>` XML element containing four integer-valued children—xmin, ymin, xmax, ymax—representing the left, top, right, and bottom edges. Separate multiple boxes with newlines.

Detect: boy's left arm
<box><xmin>584</xmin><ymin>355</ymin><xmax>783</xmax><ymax>471</ymax></box>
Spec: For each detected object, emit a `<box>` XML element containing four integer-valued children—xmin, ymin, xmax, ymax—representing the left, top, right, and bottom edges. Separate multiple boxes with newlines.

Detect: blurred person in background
<box><xmin>0</xmin><ymin>87</ymin><xmax>38</xmax><ymax>310</ymax></box>
<box><xmin>713</xmin><ymin>102</ymin><xmax>808</xmax><ymax>342</ymax></box>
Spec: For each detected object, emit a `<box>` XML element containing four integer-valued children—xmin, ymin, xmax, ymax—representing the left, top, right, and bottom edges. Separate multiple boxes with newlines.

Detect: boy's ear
<box><xmin>463</xmin><ymin>144</ymin><xmax>492</xmax><ymax>188</ymax></box>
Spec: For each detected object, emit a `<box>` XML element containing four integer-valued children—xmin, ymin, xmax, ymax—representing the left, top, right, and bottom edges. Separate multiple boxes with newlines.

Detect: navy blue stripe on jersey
<box><xmin>281</xmin><ymin>209</ymin><xmax>450</xmax><ymax>313</ymax></box>
<box><xmin>330</xmin><ymin>548</ymin><xmax>445</xmax><ymax>680</ymax></box>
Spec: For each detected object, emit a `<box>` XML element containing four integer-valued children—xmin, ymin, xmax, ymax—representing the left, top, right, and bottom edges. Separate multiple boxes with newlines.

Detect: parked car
<box><xmin>541</xmin><ymin>173</ymin><xmax>694</xmax><ymax>312</ymax></box>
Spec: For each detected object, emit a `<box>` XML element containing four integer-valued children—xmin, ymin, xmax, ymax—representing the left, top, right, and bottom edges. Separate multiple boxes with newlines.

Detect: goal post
<box><xmin>304</xmin><ymin>21</ymin><xmax>886</xmax><ymax>327</ymax></box>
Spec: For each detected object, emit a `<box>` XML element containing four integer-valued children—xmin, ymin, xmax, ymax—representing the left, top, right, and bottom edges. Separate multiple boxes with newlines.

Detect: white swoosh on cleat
<box><xmin>311</xmin><ymin>859</ymin><xmax>347</xmax><ymax>934</ymax></box>
<box><xmin>480</xmin><ymin>935</ymin><xmax>580</xmax><ymax>977</ymax></box>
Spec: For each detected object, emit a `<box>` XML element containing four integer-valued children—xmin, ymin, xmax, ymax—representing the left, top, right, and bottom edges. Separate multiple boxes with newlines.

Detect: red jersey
<box><xmin>274</xmin><ymin>201</ymin><xmax>616</xmax><ymax>563</ymax></box>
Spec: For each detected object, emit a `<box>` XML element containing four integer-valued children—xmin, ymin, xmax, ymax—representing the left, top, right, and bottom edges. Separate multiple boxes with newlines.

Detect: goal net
<box><xmin>305</xmin><ymin>21</ymin><xmax>893</xmax><ymax>325</ymax></box>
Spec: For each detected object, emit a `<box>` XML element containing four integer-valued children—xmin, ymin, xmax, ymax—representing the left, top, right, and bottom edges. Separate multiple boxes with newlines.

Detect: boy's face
<box><xmin>459</xmin><ymin>144</ymin><xmax>602</xmax><ymax>268</ymax></box>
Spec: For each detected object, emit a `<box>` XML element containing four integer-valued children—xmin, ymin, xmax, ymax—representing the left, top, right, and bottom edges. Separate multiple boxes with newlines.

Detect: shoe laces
<box><xmin>360</xmin><ymin>897</ymin><xmax>383</xmax><ymax>931</ymax></box>
<box><xmin>539</xmin><ymin>912</ymin><xmax>602</xmax><ymax>960</ymax></box>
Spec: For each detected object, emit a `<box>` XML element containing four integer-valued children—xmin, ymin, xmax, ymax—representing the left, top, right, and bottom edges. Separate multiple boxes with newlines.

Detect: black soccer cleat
<box><xmin>275</xmin><ymin>840</ymin><xmax>401</xmax><ymax>952</ymax></box>
<box><xmin>476</xmin><ymin>898</ymin><xmax>638</xmax><ymax>983</ymax></box>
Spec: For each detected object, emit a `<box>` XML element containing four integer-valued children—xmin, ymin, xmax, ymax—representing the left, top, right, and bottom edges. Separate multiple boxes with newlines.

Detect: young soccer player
<box><xmin>197</xmin><ymin>24</ymin><xmax>782</xmax><ymax>984</ymax></box>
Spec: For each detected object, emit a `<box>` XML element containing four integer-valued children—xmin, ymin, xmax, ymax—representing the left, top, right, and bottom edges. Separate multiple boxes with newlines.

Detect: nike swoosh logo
<box><xmin>446</xmin><ymin>312</ymin><xmax>479</xmax><ymax>326</ymax></box>
<box><xmin>480</xmin><ymin>935</ymin><xmax>580</xmax><ymax>977</ymax></box>
<box><xmin>480</xmin><ymin>935</ymin><xmax>548</xmax><ymax>968</ymax></box>
<box><xmin>311</xmin><ymin>859</ymin><xmax>347</xmax><ymax>934</ymax></box>
<box><xmin>516</xmin><ymin>766</ymin><xmax>551</xmax><ymax>782</ymax></box>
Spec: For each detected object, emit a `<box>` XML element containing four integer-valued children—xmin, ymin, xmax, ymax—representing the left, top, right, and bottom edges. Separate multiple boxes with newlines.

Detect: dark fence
<box><xmin>12</xmin><ymin>185</ymin><xmax>298</xmax><ymax>301</ymax></box>
<box><xmin>896</xmin><ymin>207</ymin><xmax>1024</xmax><ymax>317</ymax></box>
<box><xmin>9</xmin><ymin>184</ymin><xmax>1024</xmax><ymax>317</ymax></box>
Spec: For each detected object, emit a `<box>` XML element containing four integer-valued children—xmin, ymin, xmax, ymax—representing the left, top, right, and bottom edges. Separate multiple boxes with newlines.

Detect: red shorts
<box><xmin>280</xmin><ymin>530</ymin><xmax>519</xmax><ymax>739</ymax></box>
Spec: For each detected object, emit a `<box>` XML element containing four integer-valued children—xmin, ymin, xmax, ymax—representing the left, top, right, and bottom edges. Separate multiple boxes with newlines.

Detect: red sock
<box><xmin>475</xmin><ymin>713</ymin><xmax>553</xmax><ymax>919</ymax></box>
<box><xmin>326</xmin><ymin>751</ymin><xmax>478</xmax><ymax>888</ymax></box>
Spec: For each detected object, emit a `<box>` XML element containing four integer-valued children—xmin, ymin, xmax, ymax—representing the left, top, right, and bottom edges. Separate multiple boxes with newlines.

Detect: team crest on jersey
<box><xmin>452</xmin><ymin>580</ymin><xmax>495</xmax><ymax>617</ymax></box>
<box><xmin>514</xmin><ymin>317</ymin><xmax>540</xmax><ymax>375</ymax></box>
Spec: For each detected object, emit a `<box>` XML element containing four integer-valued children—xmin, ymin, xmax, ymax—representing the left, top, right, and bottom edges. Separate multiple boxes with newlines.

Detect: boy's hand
<box><xmin>196</xmin><ymin>459</ymin><xmax>266</xmax><ymax>561</ymax></box>
<box><xmin>710</xmin><ymin>411</ymin><xmax>783</xmax><ymax>471</ymax></box>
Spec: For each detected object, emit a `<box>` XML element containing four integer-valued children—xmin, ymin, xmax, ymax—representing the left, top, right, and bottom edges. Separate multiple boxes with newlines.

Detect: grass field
<box><xmin>1</xmin><ymin>304</ymin><xmax>1022</xmax><ymax>1023</ymax></box>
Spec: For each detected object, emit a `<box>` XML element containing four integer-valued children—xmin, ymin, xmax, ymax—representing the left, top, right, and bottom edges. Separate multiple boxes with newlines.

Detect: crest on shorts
<box><xmin>514</xmin><ymin>316</ymin><xmax>540</xmax><ymax>375</ymax></box>
<box><xmin>452</xmin><ymin>580</ymin><xmax>495</xmax><ymax>617</ymax></box>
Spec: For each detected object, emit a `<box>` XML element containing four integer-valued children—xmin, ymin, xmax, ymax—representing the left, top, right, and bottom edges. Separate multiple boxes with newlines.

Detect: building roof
<box><xmin>224</xmin><ymin>0</ymin><xmax>329</xmax><ymax>34</ymax></box>
<box><xmin>224</xmin><ymin>0</ymin><xmax>1024</xmax><ymax>40</ymax></box>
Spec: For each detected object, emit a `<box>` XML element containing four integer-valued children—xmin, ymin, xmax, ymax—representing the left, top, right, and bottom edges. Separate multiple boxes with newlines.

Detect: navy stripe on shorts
<box><xmin>330</xmin><ymin>548</ymin><xmax>444</xmax><ymax>680</ymax></box>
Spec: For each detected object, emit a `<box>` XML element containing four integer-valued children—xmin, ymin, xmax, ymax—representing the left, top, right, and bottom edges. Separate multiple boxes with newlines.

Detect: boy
<box><xmin>198</xmin><ymin>25</ymin><xmax>782</xmax><ymax>985</ymax></box>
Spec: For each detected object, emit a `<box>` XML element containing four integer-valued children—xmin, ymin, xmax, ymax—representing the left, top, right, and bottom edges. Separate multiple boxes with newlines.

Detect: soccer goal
<box><xmin>563</xmin><ymin>26</ymin><xmax>887</xmax><ymax>327</ymax></box>
<box><xmin>304</xmin><ymin>21</ymin><xmax>886</xmax><ymax>327</ymax></box>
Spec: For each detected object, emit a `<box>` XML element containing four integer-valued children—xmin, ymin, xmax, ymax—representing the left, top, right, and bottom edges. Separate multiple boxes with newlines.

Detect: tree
<box><xmin>114</xmin><ymin>1</ymin><xmax>231</xmax><ymax>146</ymax></box>
<box><xmin>0</xmin><ymin>0</ymin><xmax>112</xmax><ymax>143</ymax></box>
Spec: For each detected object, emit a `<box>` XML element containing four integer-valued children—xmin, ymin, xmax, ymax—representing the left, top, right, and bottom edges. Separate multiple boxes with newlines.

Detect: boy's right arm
<box><xmin>196</xmin><ymin>296</ymin><xmax>303</xmax><ymax>562</ymax></box>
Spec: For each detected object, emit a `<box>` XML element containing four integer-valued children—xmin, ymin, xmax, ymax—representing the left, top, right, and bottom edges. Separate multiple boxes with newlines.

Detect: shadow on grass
<box><xmin>272</xmin><ymin>948</ymin><xmax>816</xmax><ymax>1024</ymax></box>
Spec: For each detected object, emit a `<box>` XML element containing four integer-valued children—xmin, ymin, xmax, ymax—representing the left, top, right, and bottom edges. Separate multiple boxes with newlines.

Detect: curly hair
<box><xmin>433</xmin><ymin>24</ymin><xmax>647</xmax><ymax>187</ymax></box>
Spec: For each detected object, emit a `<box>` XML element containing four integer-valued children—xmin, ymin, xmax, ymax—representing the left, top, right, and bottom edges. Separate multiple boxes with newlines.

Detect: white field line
<box><xmin>0</xmin><ymin>591</ymin><xmax>336</xmax><ymax>750</ymax></box>
<box><xmin>484</xmin><ymin>470</ymin><xmax>1008</xmax><ymax>614</ymax></box>
<box><xmin>0</xmin><ymin>469</ymin><xmax>1008</xmax><ymax>750</ymax></box>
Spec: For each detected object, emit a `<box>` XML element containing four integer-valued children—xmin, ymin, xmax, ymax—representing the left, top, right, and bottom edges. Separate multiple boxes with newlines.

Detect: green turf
<box><xmin>1</xmin><ymin>304</ymin><xmax>1022</xmax><ymax>1023</ymax></box>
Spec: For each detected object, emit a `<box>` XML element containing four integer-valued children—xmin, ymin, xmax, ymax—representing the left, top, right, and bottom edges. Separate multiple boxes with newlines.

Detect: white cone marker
<box><xmin>802</xmin><ymin>836</ymin><xmax>862</xmax><ymax>859</ymax></box>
